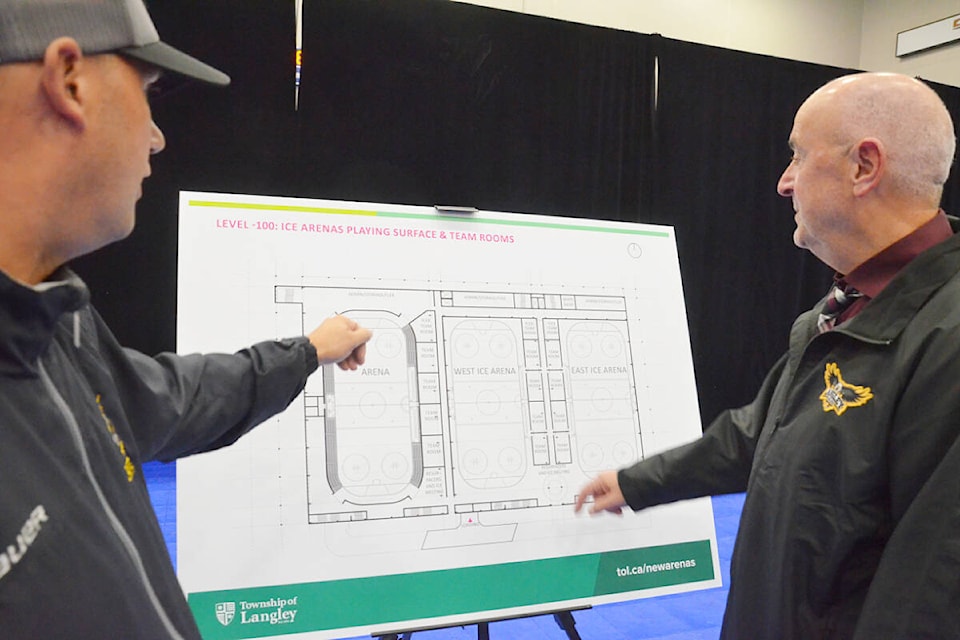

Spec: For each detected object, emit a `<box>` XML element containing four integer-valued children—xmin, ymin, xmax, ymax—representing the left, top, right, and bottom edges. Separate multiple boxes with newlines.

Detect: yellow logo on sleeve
<box><xmin>820</xmin><ymin>362</ymin><xmax>873</xmax><ymax>415</ymax></box>
<box><xmin>96</xmin><ymin>394</ymin><xmax>136</xmax><ymax>482</ymax></box>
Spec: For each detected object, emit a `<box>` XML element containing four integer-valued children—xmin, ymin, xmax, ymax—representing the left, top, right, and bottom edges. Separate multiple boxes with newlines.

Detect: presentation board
<box><xmin>176</xmin><ymin>191</ymin><xmax>720</xmax><ymax>639</ymax></box>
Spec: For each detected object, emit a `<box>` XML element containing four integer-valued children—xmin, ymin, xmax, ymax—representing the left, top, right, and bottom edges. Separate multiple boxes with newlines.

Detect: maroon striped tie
<box><xmin>817</xmin><ymin>281</ymin><xmax>862</xmax><ymax>333</ymax></box>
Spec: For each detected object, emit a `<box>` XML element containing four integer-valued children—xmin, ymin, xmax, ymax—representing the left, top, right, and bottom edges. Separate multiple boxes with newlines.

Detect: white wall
<box><xmin>452</xmin><ymin>0</ymin><xmax>960</xmax><ymax>87</ymax></box>
<box><xmin>860</xmin><ymin>0</ymin><xmax>960</xmax><ymax>87</ymax></box>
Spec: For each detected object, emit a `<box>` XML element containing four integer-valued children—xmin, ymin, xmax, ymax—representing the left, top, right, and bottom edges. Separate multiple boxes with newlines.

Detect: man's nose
<box><xmin>777</xmin><ymin>165</ymin><xmax>794</xmax><ymax>197</ymax></box>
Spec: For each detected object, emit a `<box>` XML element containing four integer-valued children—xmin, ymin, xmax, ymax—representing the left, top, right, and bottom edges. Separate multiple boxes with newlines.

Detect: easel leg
<box><xmin>553</xmin><ymin>611</ymin><xmax>582</xmax><ymax>640</ymax></box>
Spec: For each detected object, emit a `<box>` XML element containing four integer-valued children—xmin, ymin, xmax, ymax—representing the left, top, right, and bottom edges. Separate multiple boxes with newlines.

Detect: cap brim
<box><xmin>120</xmin><ymin>41</ymin><xmax>230</xmax><ymax>86</ymax></box>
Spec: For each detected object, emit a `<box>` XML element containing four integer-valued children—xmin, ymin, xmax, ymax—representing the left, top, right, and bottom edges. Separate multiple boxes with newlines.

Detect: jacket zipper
<box><xmin>38</xmin><ymin>359</ymin><xmax>185</xmax><ymax>640</ymax></box>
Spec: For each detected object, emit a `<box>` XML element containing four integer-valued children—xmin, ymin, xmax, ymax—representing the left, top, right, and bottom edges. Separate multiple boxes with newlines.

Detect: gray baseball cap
<box><xmin>0</xmin><ymin>0</ymin><xmax>230</xmax><ymax>86</ymax></box>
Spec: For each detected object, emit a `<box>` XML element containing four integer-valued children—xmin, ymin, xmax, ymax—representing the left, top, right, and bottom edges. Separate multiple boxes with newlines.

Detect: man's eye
<box><xmin>144</xmin><ymin>82</ymin><xmax>165</xmax><ymax>102</ymax></box>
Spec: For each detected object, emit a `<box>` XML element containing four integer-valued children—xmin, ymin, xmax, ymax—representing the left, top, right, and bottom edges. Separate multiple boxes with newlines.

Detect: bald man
<box><xmin>576</xmin><ymin>72</ymin><xmax>959</xmax><ymax>639</ymax></box>
<box><xmin>0</xmin><ymin>1</ymin><xmax>369</xmax><ymax>637</ymax></box>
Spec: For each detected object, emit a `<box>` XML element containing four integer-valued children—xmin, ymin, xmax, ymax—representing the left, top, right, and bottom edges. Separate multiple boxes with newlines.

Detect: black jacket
<box><xmin>619</xmin><ymin>221</ymin><xmax>960</xmax><ymax>639</ymax></box>
<box><xmin>0</xmin><ymin>268</ymin><xmax>317</xmax><ymax>639</ymax></box>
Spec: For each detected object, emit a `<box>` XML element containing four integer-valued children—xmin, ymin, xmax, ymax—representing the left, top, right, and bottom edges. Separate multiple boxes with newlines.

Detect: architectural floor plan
<box><xmin>280</xmin><ymin>285</ymin><xmax>645</xmax><ymax>552</ymax></box>
<box><xmin>175</xmin><ymin>192</ymin><xmax>720</xmax><ymax>640</ymax></box>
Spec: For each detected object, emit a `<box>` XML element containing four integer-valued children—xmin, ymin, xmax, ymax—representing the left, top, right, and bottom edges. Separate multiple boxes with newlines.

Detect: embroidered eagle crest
<box><xmin>819</xmin><ymin>362</ymin><xmax>873</xmax><ymax>415</ymax></box>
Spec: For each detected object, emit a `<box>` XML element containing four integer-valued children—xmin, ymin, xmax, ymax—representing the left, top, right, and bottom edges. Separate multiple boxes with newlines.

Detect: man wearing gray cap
<box><xmin>0</xmin><ymin>1</ymin><xmax>371</xmax><ymax>637</ymax></box>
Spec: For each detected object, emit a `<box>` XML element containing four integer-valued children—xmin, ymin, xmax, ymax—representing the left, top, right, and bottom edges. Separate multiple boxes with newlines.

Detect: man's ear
<box><xmin>851</xmin><ymin>138</ymin><xmax>883</xmax><ymax>197</ymax></box>
<box><xmin>40</xmin><ymin>37</ymin><xmax>87</xmax><ymax>130</ymax></box>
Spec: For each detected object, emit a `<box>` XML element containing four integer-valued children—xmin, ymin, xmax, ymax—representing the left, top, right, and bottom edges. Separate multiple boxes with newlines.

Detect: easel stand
<box><xmin>553</xmin><ymin>610</ymin><xmax>583</xmax><ymax>639</ymax></box>
<box><xmin>374</xmin><ymin>607</ymin><xmax>586</xmax><ymax>640</ymax></box>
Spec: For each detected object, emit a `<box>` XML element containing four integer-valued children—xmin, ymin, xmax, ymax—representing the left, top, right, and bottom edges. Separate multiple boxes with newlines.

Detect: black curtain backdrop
<box><xmin>650</xmin><ymin>37</ymin><xmax>849</xmax><ymax>421</ymax></box>
<box><xmin>296</xmin><ymin>0</ymin><xmax>654</xmax><ymax>220</ymax></box>
<box><xmin>930</xmin><ymin>79</ymin><xmax>960</xmax><ymax>213</ymax></box>
<box><xmin>71</xmin><ymin>0</ymin><xmax>960</xmax><ymax>428</ymax></box>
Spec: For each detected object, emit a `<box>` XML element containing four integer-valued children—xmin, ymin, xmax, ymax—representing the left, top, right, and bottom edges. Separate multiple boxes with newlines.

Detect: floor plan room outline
<box><xmin>275</xmin><ymin>284</ymin><xmax>647</xmax><ymax>545</ymax></box>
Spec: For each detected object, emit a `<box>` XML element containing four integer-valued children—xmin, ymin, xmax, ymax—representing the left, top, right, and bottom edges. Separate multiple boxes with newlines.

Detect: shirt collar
<box><xmin>843</xmin><ymin>209</ymin><xmax>953</xmax><ymax>299</ymax></box>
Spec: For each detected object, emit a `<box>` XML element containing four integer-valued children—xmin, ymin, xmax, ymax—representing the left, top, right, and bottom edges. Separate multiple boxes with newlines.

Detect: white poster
<box><xmin>175</xmin><ymin>191</ymin><xmax>719</xmax><ymax>639</ymax></box>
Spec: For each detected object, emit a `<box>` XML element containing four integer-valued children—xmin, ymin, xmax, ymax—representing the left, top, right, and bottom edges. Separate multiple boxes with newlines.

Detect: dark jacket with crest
<box><xmin>620</xmin><ymin>219</ymin><xmax>960</xmax><ymax>639</ymax></box>
<box><xmin>0</xmin><ymin>268</ymin><xmax>316</xmax><ymax>639</ymax></box>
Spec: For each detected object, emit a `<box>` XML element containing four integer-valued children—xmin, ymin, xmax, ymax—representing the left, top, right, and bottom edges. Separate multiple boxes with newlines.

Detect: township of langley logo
<box><xmin>819</xmin><ymin>362</ymin><xmax>873</xmax><ymax>415</ymax></box>
<box><xmin>215</xmin><ymin>602</ymin><xmax>236</xmax><ymax>626</ymax></box>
